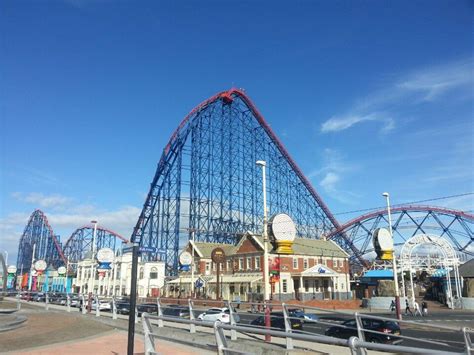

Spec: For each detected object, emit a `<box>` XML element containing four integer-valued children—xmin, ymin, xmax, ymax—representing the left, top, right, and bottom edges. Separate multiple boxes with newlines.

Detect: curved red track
<box><xmin>326</xmin><ymin>205</ymin><xmax>474</xmax><ymax>240</ymax></box>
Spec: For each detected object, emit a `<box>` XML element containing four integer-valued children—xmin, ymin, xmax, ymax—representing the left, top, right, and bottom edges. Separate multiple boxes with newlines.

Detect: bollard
<box><xmin>226</xmin><ymin>300</ymin><xmax>237</xmax><ymax>341</ymax></box>
<box><xmin>282</xmin><ymin>303</ymin><xmax>293</xmax><ymax>350</ymax></box>
<box><xmin>66</xmin><ymin>293</ymin><xmax>71</xmax><ymax>312</ymax></box>
<box><xmin>81</xmin><ymin>294</ymin><xmax>87</xmax><ymax>314</ymax></box>
<box><xmin>188</xmin><ymin>299</ymin><xmax>196</xmax><ymax>333</ymax></box>
<box><xmin>354</xmin><ymin>313</ymin><xmax>368</xmax><ymax>355</ymax></box>
<box><xmin>45</xmin><ymin>293</ymin><xmax>49</xmax><ymax>310</ymax></box>
<box><xmin>156</xmin><ymin>298</ymin><xmax>163</xmax><ymax>328</ymax></box>
<box><xmin>95</xmin><ymin>295</ymin><xmax>100</xmax><ymax>317</ymax></box>
<box><xmin>112</xmin><ymin>296</ymin><xmax>117</xmax><ymax>320</ymax></box>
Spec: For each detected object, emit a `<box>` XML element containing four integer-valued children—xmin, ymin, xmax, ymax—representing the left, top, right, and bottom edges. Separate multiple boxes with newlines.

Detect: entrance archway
<box><xmin>399</xmin><ymin>234</ymin><xmax>462</xmax><ymax>308</ymax></box>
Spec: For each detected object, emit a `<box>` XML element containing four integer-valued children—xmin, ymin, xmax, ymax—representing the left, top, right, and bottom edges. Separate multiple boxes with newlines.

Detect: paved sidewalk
<box><xmin>8</xmin><ymin>329</ymin><xmax>209</xmax><ymax>355</ymax></box>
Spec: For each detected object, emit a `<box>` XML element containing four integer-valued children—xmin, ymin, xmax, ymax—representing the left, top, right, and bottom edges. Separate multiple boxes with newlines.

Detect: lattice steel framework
<box><xmin>131</xmin><ymin>89</ymin><xmax>354</xmax><ymax>275</ymax></box>
<box><xmin>16</xmin><ymin>210</ymin><xmax>67</xmax><ymax>272</ymax></box>
<box><xmin>62</xmin><ymin>225</ymin><xmax>128</xmax><ymax>271</ymax></box>
<box><xmin>327</xmin><ymin>205</ymin><xmax>474</xmax><ymax>265</ymax></box>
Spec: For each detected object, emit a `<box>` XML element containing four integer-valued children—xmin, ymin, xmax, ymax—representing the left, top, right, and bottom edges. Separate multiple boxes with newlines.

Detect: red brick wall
<box><xmin>235</xmin><ymin>238</ymin><xmax>260</xmax><ymax>254</ymax></box>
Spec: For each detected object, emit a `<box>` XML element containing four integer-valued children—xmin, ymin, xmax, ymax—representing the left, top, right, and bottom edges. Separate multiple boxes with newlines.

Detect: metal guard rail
<box><xmin>141</xmin><ymin>312</ymin><xmax>465</xmax><ymax>355</ymax></box>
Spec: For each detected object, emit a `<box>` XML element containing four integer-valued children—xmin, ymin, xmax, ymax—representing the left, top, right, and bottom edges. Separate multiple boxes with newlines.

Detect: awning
<box><xmin>167</xmin><ymin>274</ymin><xmax>262</xmax><ymax>284</ymax></box>
<box><xmin>299</xmin><ymin>264</ymin><xmax>340</xmax><ymax>277</ymax></box>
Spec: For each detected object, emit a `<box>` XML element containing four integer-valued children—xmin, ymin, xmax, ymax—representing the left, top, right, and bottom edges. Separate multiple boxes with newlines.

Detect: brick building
<box><xmin>166</xmin><ymin>233</ymin><xmax>351</xmax><ymax>301</ymax></box>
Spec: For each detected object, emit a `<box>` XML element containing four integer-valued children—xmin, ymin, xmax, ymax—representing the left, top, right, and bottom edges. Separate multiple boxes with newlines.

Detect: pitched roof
<box><xmin>252</xmin><ymin>235</ymin><xmax>348</xmax><ymax>258</ymax></box>
<box><xmin>451</xmin><ymin>258</ymin><xmax>474</xmax><ymax>278</ymax></box>
<box><xmin>191</xmin><ymin>242</ymin><xmax>237</xmax><ymax>258</ymax></box>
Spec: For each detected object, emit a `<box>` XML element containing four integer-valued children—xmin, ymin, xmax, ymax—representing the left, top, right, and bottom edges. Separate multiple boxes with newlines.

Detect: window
<box><xmin>304</xmin><ymin>279</ymin><xmax>309</xmax><ymax>292</ymax></box>
<box><xmin>139</xmin><ymin>267</ymin><xmax>144</xmax><ymax>279</ymax></box>
<box><xmin>282</xmin><ymin>279</ymin><xmax>288</xmax><ymax>293</ymax></box>
<box><xmin>293</xmin><ymin>258</ymin><xmax>298</xmax><ymax>269</ymax></box>
<box><xmin>303</xmin><ymin>258</ymin><xmax>308</xmax><ymax>269</ymax></box>
<box><xmin>255</xmin><ymin>256</ymin><xmax>260</xmax><ymax>270</ymax></box>
<box><xmin>227</xmin><ymin>260</ymin><xmax>232</xmax><ymax>272</ymax></box>
<box><xmin>246</xmin><ymin>257</ymin><xmax>252</xmax><ymax>270</ymax></box>
<box><xmin>150</xmin><ymin>267</ymin><xmax>158</xmax><ymax>279</ymax></box>
<box><xmin>205</xmin><ymin>262</ymin><xmax>210</xmax><ymax>271</ymax></box>
<box><xmin>239</xmin><ymin>258</ymin><xmax>244</xmax><ymax>270</ymax></box>
<box><xmin>341</xmin><ymin>283</ymin><xmax>344</xmax><ymax>290</ymax></box>
<box><xmin>212</xmin><ymin>262</ymin><xmax>216</xmax><ymax>271</ymax></box>
<box><xmin>340</xmin><ymin>259</ymin><xmax>344</xmax><ymax>267</ymax></box>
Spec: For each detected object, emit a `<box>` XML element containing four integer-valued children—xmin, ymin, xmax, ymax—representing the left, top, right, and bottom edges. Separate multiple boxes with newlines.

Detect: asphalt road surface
<box><xmin>233</xmin><ymin>310</ymin><xmax>472</xmax><ymax>353</ymax></box>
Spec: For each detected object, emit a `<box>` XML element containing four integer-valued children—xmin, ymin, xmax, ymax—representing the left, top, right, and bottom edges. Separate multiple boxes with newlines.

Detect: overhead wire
<box><xmin>333</xmin><ymin>192</ymin><xmax>474</xmax><ymax>216</ymax></box>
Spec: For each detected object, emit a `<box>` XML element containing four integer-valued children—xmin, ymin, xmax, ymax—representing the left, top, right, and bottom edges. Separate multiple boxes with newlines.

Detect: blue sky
<box><xmin>1</xmin><ymin>0</ymin><xmax>473</xmax><ymax>264</ymax></box>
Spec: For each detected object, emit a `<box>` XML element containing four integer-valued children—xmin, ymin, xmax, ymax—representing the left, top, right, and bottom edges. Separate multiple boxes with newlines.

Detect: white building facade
<box><xmin>74</xmin><ymin>253</ymin><xmax>165</xmax><ymax>297</ymax></box>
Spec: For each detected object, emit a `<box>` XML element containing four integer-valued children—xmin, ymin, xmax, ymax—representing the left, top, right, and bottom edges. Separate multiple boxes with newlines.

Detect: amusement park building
<box><xmin>166</xmin><ymin>234</ymin><xmax>351</xmax><ymax>301</ymax></box>
<box><xmin>74</xmin><ymin>253</ymin><xmax>165</xmax><ymax>297</ymax></box>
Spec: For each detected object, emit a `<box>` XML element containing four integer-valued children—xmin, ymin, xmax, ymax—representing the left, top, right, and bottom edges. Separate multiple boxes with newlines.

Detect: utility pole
<box><xmin>127</xmin><ymin>241</ymin><xmax>139</xmax><ymax>355</ymax></box>
<box><xmin>90</xmin><ymin>220</ymin><xmax>98</xmax><ymax>294</ymax></box>
<box><xmin>28</xmin><ymin>243</ymin><xmax>36</xmax><ymax>292</ymax></box>
<box><xmin>383</xmin><ymin>192</ymin><xmax>402</xmax><ymax>320</ymax></box>
<box><xmin>256</xmin><ymin>160</ymin><xmax>271</xmax><ymax>342</ymax></box>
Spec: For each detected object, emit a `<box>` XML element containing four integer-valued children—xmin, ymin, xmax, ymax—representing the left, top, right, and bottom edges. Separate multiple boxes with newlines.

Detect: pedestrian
<box><xmin>414</xmin><ymin>300</ymin><xmax>422</xmax><ymax>317</ymax></box>
<box><xmin>405</xmin><ymin>299</ymin><xmax>413</xmax><ymax>316</ymax></box>
<box><xmin>421</xmin><ymin>301</ymin><xmax>428</xmax><ymax>316</ymax></box>
<box><xmin>389</xmin><ymin>299</ymin><xmax>396</xmax><ymax>313</ymax></box>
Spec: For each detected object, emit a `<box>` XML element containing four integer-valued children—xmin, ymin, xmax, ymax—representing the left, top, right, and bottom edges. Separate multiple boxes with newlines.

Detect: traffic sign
<box><xmin>139</xmin><ymin>246</ymin><xmax>157</xmax><ymax>253</ymax></box>
<box><xmin>195</xmin><ymin>278</ymin><xmax>204</xmax><ymax>288</ymax></box>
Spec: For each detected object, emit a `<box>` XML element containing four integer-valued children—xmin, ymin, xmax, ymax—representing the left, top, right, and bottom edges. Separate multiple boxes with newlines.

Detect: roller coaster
<box><xmin>15</xmin><ymin>89</ymin><xmax>474</xmax><ymax>275</ymax></box>
<box><xmin>15</xmin><ymin>210</ymin><xmax>126</xmax><ymax>273</ymax></box>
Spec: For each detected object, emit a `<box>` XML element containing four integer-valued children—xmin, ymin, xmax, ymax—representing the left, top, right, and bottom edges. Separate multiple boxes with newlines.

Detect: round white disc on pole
<box><xmin>34</xmin><ymin>260</ymin><xmax>47</xmax><ymax>272</ymax></box>
<box><xmin>271</xmin><ymin>213</ymin><xmax>296</xmax><ymax>241</ymax></box>
<box><xmin>97</xmin><ymin>248</ymin><xmax>115</xmax><ymax>263</ymax></box>
<box><xmin>179</xmin><ymin>251</ymin><xmax>193</xmax><ymax>266</ymax></box>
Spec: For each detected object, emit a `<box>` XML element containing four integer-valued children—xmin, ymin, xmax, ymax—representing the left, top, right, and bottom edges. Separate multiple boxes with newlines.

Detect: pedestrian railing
<box><xmin>7</xmin><ymin>292</ymin><xmax>472</xmax><ymax>355</ymax></box>
<box><xmin>141</xmin><ymin>311</ymin><xmax>466</xmax><ymax>355</ymax></box>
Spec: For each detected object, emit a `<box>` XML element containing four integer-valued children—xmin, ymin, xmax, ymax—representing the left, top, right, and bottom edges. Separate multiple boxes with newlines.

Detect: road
<box><xmin>233</xmin><ymin>310</ymin><xmax>473</xmax><ymax>353</ymax></box>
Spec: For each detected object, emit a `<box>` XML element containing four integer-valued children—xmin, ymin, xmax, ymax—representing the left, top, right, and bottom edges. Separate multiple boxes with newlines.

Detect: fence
<box><xmin>7</xmin><ymin>292</ymin><xmax>474</xmax><ymax>355</ymax></box>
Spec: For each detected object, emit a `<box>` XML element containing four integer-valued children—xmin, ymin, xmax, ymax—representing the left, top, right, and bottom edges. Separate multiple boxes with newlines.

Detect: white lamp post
<box><xmin>90</xmin><ymin>220</ymin><xmax>98</xmax><ymax>294</ymax></box>
<box><xmin>382</xmin><ymin>192</ymin><xmax>402</xmax><ymax>320</ymax></box>
<box><xmin>256</xmin><ymin>160</ymin><xmax>270</xmax><ymax>301</ymax></box>
<box><xmin>256</xmin><ymin>160</ymin><xmax>271</xmax><ymax>342</ymax></box>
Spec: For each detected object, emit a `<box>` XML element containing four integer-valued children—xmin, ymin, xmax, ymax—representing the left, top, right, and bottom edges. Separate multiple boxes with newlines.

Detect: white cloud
<box><xmin>308</xmin><ymin>148</ymin><xmax>361</xmax><ymax>205</ymax></box>
<box><xmin>320</xmin><ymin>172</ymin><xmax>340</xmax><ymax>192</ymax></box>
<box><xmin>321</xmin><ymin>113</ymin><xmax>394</xmax><ymax>133</ymax></box>
<box><xmin>320</xmin><ymin>58</ymin><xmax>473</xmax><ymax>134</ymax></box>
<box><xmin>397</xmin><ymin>59</ymin><xmax>473</xmax><ymax>101</ymax></box>
<box><xmin>12</xmin><ymin>192</ymin><xmax>72</xmax><ymax>209</ymax></box>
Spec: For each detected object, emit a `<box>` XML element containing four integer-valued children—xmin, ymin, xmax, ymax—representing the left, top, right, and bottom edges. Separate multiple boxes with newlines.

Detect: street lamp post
<box><xmin>90</xmin><ymin>220</ymin><xmax>98</xmax><ymax>294</ymax></box>
<box><xmin>256</xmin><ymin>160</ymin><xmax>271</xmax><ymax>342</ymax></box>
<box><xmin>383</xmin><ymin>192</ymin><xmax>402</xmax><ymax>320</ymax></box>
<box><xmin>190</xmin><ymin>229</ymin><xmax>196</xmax><ymax>298</ymax></box>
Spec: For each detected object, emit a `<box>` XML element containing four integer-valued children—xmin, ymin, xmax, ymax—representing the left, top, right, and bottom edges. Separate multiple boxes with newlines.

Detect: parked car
<box><xmin>288</xmin><ymin>308</ymin><xmax>319</xmax><ymax>322</ymax></box>
<box><xmin>251</xmin><ymin>312</ymin><xmax>303</xmax><ymax>330</ymax></box>
<box><xmin>33</xmin><ymin>293</ymin><xmax>46</xmax><ymax>302</ymax></box>
<box><xmin>115</xmin><ymin>301</ymin><xmax>131</xmax><ymax>315</ymax></box>
<box><xmin>137</xmin><ymin>303</ymin><xmax>159</xmax><ymax>316</ymax></box>
<box><xmin>325</xmin><ymin>318</ymin><xmax>402</xmax><ymax>344</ymax></box>
<box><xmin>197</xmin><ymin>307</ymin><xmax>241</xmax><ymax>323</ymax></box>
<box><xmin>91</xmin><ymin>299</ymin><xmax>112</xmax><ymax>311</ymax></box>
<box><xmin>162</xmin><ymin>304</ymin><xmax>190</xmax><ymax>318</ymax></box>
